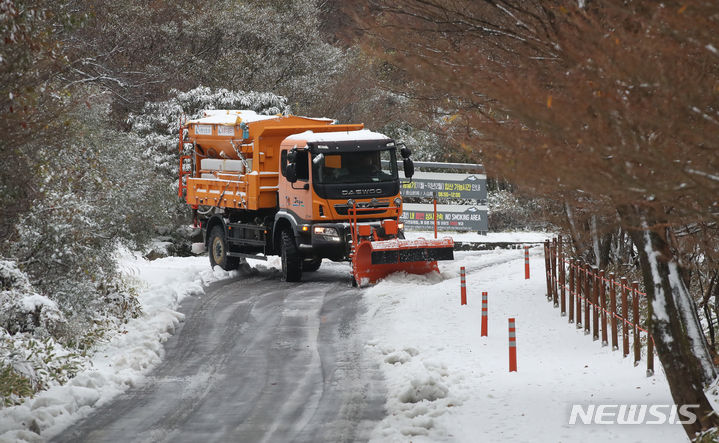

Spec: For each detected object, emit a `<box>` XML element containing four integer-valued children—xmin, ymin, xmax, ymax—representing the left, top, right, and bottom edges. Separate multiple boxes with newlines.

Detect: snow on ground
<box><xmin>0</xmin><ymin>253</ymin><xmax>237</xmax><ymax>443</ymax></box>
<box><xmin>0</xmin><ymin>236</ymin><xmax>691</xmax><ymax>442</ymax></box>
<box><xmin>361</xmin><ymin>247</ymin><xmax>688</xmax><ymax>442</ymax></box>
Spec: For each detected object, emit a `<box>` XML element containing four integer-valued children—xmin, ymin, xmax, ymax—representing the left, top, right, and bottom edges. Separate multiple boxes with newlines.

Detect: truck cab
<box><xmin>272</xmin><ymin>130</ymin><xmax>412</xmax><ymax>280</ymax></box>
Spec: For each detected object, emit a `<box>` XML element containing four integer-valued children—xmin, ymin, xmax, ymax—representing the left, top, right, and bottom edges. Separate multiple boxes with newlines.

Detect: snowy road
<box><xmin>54</xmin><ymin>267</ymin><xmax>385</xmax><ymax>443</ymax></box>
<box><xmin>6</xmin><ymin>235</ymin><xmax>686</xmax><ymax>442</ymax></box>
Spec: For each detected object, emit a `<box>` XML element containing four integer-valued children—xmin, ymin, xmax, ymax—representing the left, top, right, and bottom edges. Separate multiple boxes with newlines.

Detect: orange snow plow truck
<box><xmin>178</xmin><ymin>110</ymin><xmax>454</xmax><ymax>286</ymax></box>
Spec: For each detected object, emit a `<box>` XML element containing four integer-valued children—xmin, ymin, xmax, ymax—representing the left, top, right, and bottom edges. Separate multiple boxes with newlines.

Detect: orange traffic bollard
<box><xmin>481</xmin><ymin>291</ymin><xmax>488</xmax><ymax>336</ymax></box>
<box><xmin>509</xmin><ymin>318</ymin><xmax>517</xmax><ymax>372</ymax></box>
<box><xmin>460</xmin><ymin>266</ymin><xmax>467</xmax><ymax>305</ymax></box>
<box><xmin>524</xmin><ymin>246</ymin><xmax>530</xmax><ymax>279</ymax></box>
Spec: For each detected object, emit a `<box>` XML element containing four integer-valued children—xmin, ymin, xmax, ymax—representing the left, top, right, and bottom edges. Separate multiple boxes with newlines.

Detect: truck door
<box><xmin>279</xmin><ymin>148</ymin><xmax>313</xmax><ymax>221</ymax></box>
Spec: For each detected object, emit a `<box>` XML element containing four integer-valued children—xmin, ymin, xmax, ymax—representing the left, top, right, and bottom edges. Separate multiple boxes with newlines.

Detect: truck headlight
<box><xmin>313</xmin><ymin>226</ymin><xmax>337</xmax><ymax>235</ymax></box>
<box><xmin>394</xmin><ymin>197</ymin><xmax>402</xmax><ymax>207</ymax></box>
<box><xmin>313</xmin><ymin>226</ymin><xmax>341</xmax><ymax>241</ymax></box>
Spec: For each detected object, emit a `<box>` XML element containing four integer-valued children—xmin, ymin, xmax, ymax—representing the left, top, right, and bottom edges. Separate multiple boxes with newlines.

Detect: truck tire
<box><xmin>303</xmin><ymin>258</ymin><xmax>322</xmax><ymax>273</ymax></box>
<box><xmin>209</xmin><ymin>226</ymin><xmax>239</xmax><ymax>271</ymax></box>
<box><xmin>281</xmin><ymin>229</ymin><xmax>302</xmax><ymax>282</ymax></box>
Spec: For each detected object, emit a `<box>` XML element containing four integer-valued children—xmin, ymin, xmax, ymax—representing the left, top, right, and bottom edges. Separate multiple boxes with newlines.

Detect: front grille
<box><xmin>334</xmin><ymin>202</ymin><xmax>390</xmax><ymax>216</ymax></box>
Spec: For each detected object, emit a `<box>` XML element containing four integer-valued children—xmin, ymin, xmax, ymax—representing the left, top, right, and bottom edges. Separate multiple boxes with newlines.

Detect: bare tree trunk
<box><xmin>699</xmin><ymin>272</ymin><xmax>718</xmax><ymax>351</ymax></box>
<box><xmin>620</xmin><ymin>206</ymin><xmax>718</xmax><ymax>438</ymax></box>
<box><xmin>564</xmin><ymin>201</ymin><xmax>585</xmax><ymax>255</ymax></box>
<box><xmin>704</xmin><ymin>304</ymin><xmax>715</xmax><ymax>350</ymax></box>
<box><xmin>599</xmin><ymin>231</ymin><xmax>613</xmax><ymax>270</ymax></box>
<box><xmin>590</xmin><ymin>215</ymin><xmax>601</xmax><ymax>268</ymax></box>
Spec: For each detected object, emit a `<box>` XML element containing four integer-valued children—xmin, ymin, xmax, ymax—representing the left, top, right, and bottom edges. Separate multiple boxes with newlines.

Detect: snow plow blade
<box><xmin>352</xmin><ymin>237</ymin><xmax>454</xmax><ymax>287</ymax></box>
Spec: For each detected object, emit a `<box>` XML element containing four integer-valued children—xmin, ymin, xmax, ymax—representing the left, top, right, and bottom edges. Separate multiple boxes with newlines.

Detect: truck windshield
<box><xmin>312</xmin><ymin>149</ymin><xmax>398</xmax><ymax>184</ymax></box>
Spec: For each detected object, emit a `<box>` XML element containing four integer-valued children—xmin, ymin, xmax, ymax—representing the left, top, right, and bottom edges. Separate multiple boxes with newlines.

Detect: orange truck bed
<box><xmin>180</xmin><ymin>110</ymin><xmax>362</xmax><ymax>211</ymax></box>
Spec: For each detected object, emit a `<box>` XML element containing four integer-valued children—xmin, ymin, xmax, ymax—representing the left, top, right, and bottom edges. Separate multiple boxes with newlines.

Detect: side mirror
<box><xmin>403</xmin><ymin>158</ymin><xmax>414</xmax><ymax>179</ymax></box>
<box><xmin>286</xmin><ymin>163</ymin><xmax>298</xmax><ymax>183</ymax></box>
<box><xmin>400</xmin><ymin>146</ymin><xmax>412</xmax><ymax>159</ymax></box>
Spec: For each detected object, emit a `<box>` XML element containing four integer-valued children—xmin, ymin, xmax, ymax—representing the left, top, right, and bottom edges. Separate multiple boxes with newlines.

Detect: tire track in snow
<box><xmin>53</xmin><ymin>266</ymin><xmax>386</xmax><ymax>443</ymax></box>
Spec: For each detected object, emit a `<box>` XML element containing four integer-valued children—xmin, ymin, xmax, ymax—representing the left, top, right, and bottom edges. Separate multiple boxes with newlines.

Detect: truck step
<box><xmin>227</xmin><ymin>252</ymin><xmax>268</xmax><ymax>261</ymax></box>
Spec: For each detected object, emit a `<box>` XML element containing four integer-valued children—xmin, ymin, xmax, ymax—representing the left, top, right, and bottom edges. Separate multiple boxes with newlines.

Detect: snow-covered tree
<box><xmin>65</xmin><ymin>0</ymin><xmax>345</xmax><ymax>117</ymax></box>
<box><xmin>8</xmin><ymin>98</ymin><xmax>155</xmax><ymax>335</ymax></box>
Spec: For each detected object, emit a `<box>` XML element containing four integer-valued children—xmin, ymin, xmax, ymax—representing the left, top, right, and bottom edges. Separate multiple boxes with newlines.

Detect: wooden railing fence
<box><xmin>544</xmin><ymin>236</ymin><xmax>655</xmax><ymax>377</ymax></box>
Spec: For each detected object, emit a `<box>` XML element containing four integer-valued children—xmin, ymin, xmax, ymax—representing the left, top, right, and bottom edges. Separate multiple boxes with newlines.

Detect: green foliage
<box><xmin>1</xmin><ymin>364</ymin><xmax>34</xmax><ymax>407</ymax></box>
<box><xmin>7</xmin><ymin>98</ymin><xmax>160</xmax><ymax>331</ymax></box>
<box><xmin>1</xmin><ymin>333</ymin><xmax>85</xmax><ymax>406</ymax></box>
<box><xmin>0</xmin><ymin>1</ymin><xmax>81</xmax><ymax>245</ymax></box>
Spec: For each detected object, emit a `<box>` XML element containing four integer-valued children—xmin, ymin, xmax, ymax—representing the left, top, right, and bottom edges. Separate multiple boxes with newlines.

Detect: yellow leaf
<box><xmin>546</xmin><ymin>95</ymin><xmax>553</xmax><ymax>109</ymax></box>
<box><xmin>678</xmin><ymin>4</ymin><xmax>687</xmax><ymax>14</ymax></box>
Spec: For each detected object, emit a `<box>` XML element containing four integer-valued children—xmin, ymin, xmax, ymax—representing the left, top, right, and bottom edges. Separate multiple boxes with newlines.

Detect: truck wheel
<box><xmin>209</xmin><ymin>226</ymin><xmax>239</xmax><ymax>271</ymax></box>
<box><xmin>281</xmin><ymin>229</ymin><xmax>302</xmax><ymax>282</ymax></box>
<box><xmin>303</xmin><ymin>258</ymin><xmax>322</xmax><ymax>272</ymax></box>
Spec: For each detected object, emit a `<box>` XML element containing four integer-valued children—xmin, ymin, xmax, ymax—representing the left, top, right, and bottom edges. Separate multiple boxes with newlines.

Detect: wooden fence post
<box><xmin>609</xmin><ymin>272</ymin><xmax>618</xmax><ymax>351</ymax></box>
<box><xmin>621</xmin><ymin>277</ymin><xmax>629</xmax><ymax>358</ymax></box>
<box><xmin>568</xmin><ymin>259</ymin><xmax>575</xmax><ymax>324</ymax></box>
<box><xmin>544</xmin><ymin>240</ymin><xmax>552</xmax><ymax>301</ymax></box>
<box><xmin>552</xmin><ymin>238</ymin><xmax>558</xmax><ymax>307</ymax></box>
<box><xmin>600</xmin><ymin>270</ymin><xmax>607</xmax><ymax>346</ymax></box>
<box><xmin>592</xmin><ymin>267</ymin><xmax>599</xmax><ymax>341</ymax></box>
<box><xmin>576</xmin><ymin>261</ymin><xmax>583</xmax><ymax>329</ymax></box>
<box><xmin>556</xmin><ymin>235</ymin><xmax>563</xmax><ymax>308</ymax></box>
<box><xmin>584</xmin><ymin>263</ymin><xmax>591</xmax><ymax>336</ymax></box>
<box><xmin>632</xmin><ymin>281</ymin><xmax>641</xmax><ymax>366</ymax></box>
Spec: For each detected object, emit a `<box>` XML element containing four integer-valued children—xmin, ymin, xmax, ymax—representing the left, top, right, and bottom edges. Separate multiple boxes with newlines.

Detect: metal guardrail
<box><xmin>382</xmin><ymin>160</ymin><xmax>484</xmax><ymax>172</ymax></box>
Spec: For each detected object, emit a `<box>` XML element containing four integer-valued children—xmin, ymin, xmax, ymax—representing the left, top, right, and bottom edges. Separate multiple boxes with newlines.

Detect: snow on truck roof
<box><xmin>186</xmin><ymin>110</ymin><xmax>278</xmax><ymax>125</ymax></box>
<box><xmin>285</xmin><ymin>129</ymin><xmax>390</xmax><ymax>143</ymax></box>
<box><xmin>186</xmin><ymin>110</ymin><xmax>334</xmax><ymax>125</ymax></box>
